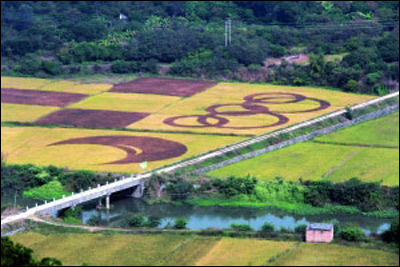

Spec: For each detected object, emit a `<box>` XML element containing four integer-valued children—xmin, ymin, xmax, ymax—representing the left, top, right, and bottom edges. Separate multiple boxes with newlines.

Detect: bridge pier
<box><xmin>131</xmin><ymin>181</ymin><xmax>145</xmax><ymax>198</ymax></box>
<box><xmin>106</xmin><ymin>194</ymin><xmax>111</xmax><ymax>210</ymax></box>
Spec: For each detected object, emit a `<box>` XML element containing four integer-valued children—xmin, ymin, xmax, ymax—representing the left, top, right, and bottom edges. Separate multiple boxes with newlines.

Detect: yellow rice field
<box><xmin>1</xmin><ymin>77</ymin><xmax>112</xmax><ymax>95</ymax></box>
<box><xmin>129</xmin><ymin>83</ymin><xmax>374</xmax><ymax>135</ymax></box>
<box><xmin>1</xmin><ymin>126</ymin><xmax>245</xmax><ymax>173</ymax></box>
<box><xmin>195</xmin><ymin>238</ymin><xmax>295</xmax><ymax>266</ymax></box>
<box><xmin>68</xmin><ymin>92</ymin><xmax>182</xmax><ymax>113</ymax></box>
<box><xmin>13</xmin><ymin>233</ymin><xmax>396</xmax><ymax>266</ymax></box>
<box><xmin>1</xmin><ymin>104</ymin><xmax>60</xmax><ymax>122</ymax></box>
<box><xmin>1</xmin><ymin>77</ymin><xmax>53</xmax><ymax>89</ymax></box>
<box><xmin>271</xmin><ymin>243</ymin><xmax>399</xmax><ymax>266</ymax></box>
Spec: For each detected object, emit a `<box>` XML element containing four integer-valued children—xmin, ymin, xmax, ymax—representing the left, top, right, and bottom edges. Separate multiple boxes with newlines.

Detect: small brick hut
<box><xmin>306</xmin><ymin>223</ymin><xmax>334</xmax><ymax>243</ymax></box>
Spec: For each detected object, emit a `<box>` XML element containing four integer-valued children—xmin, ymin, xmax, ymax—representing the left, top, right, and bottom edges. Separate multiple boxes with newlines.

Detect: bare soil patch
<box><xmin>110</xmin><ymin>77</ymin><xmax>216</xmax><ymax>97</ymax></box>
<box><xmin>1</xmin><ymin>88</ymin><xmax>88</xmax><ymax>107</ymax></box>
<box><xmin>35</xmin><ymin>109</ymin><xmax>150</xmax><ymax>129</ymax></box>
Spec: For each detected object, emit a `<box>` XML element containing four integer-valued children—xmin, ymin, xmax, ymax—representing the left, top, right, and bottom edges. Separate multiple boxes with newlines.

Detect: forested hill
<box><xmin>1</xmin><ymin>1</ymin><xmax>399</xmax><ymax>95</ymax></box>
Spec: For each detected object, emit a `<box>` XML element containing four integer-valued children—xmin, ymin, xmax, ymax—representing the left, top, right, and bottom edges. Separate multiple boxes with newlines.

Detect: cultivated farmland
<box><xmin>270</xmin><ymin>243</ymin><xmax>399</xmax><ymax>266</ymax></box>
<box><xmin>0</xmin><ymin>76</ymin><xmax>376</xmax><ymax>173</ymax></box>
<box><xmin>11</xmin><ymin>233</ymin><xmax>399</xmax><ymax>266</ymax></box>
<box><xmin>209</xmin><ymin>112</ymin><xmax>399</xmax><ymax>186</ymax></box>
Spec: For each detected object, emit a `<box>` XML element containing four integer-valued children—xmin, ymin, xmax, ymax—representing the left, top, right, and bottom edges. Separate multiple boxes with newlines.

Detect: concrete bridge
<box><xmin>1</xmin><ymin>91</ymin><xmax>398</xmax><ymax>227</ymax></box>
<box><xmin>1</xmin><ymin>175</ymin><xmax>147</xmax><ymax>226</ymax></box>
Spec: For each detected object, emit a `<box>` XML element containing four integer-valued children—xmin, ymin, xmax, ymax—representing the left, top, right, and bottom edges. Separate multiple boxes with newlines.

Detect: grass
<box><xmin>209</xmin><ymin>113</ymin><xmax>399</xmax><ymax>186</ymax></box>
<box><xmin>1</xmin><ymin>104</ymin><xmax>60</xmax><ymax>123</ymax></box>
<box><xmin>270</xmin><ymin>243</ymin><xmax>399</xmax><ymax>266</ymax></box>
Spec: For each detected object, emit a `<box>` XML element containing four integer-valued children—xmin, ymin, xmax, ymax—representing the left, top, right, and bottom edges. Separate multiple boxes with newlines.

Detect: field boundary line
<box><xmin>312</xmin><ymin>140</ymin><xmax>399</xmax><ymax>150</ymax></box>
<box><xmin>156</xmin><ymin>236</ymin><xmax>195</xmax><ymax>266</ymax></box>
<box><xmin>264</xmin><ymin>242</ymin><xmax>301</xmax><ymax>266</ymax></box>
<box><xmin>322</xmin><ymin>148</ymin><xmax>362</xmax><ymax>178</ymax></box>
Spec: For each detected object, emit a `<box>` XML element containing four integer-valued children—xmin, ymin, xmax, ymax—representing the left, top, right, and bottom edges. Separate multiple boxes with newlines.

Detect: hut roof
<box><xmin>307</xmin><ymin>223</ymin><xmax>333</xmax><ymax>231</ymax></box>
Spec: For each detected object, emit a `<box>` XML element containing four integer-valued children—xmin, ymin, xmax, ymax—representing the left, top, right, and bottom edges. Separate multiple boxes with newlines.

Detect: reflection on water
<box><xmin>80</xmin><ymin>196</ymin><xmax>393</xmax><ymax>235</ymax></box>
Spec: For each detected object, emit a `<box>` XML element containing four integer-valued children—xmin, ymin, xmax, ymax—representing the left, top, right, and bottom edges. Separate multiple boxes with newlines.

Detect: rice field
<box><xmin>68</xmin><ymin>92</ymin><xmax>182</xmax><ymax>113</ymax></box>
<box><xmin>270</xmin><ymin>243</ymin><xmax>399</xmax><ymax>266</ymax></box>
<box><xmin>194</xmin><ymin>238</ymin><xmax>295</xmax><ymax>266</ymax></box>
<box><xmin>1</xmin><ymin>126</ymin><xmax>245</xmax><ymax>173</ymax></box>
<box><xmin>209</xmin><ymin>113</ymin><xmax>399</xmax><ymax>186</ymax></box>
<box><xmin>1</xmin><ymin>104</ymin><xmax>59</xmax><ymax>122</ymax></box>
<box><xmin>11</xmin><ymin>233</ymin><xmax>191</xmax><ymax>266</ymax></box>
<box><xmin>11</xmin><ymin>233</ymin><xmax>399</xmax><ymax>266</ymax></box>
<box><xmin>0</xmin><ymin>76</ymin><xmax>381</xmax><ymax>174</ymax></box>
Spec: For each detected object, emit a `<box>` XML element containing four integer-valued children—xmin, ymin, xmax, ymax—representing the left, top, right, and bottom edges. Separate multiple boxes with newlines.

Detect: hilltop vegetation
<box><xmin>1</xmin><ymin>1</ymin><xmax>399</xmax><ymax>95</ymax></box>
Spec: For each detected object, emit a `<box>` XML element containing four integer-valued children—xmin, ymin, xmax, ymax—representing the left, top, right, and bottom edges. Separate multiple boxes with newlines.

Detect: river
<box><xmin>79</xmin><ymin>196</ymin><xmax>394</xmax><ymax>235</ymax></box>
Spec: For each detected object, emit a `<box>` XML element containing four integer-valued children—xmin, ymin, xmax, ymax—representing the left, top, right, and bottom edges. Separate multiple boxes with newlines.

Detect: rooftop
<box><xmin>307</xmin><ymin>223</ymin><xmax>334</xmax><ymax>231</ymax></box>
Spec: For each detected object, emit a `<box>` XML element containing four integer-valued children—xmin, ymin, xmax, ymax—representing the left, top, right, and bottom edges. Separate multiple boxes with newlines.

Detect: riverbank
<box><xmin>184</xmin><ymin>197</ymin><xmax>400</xmax><ymax>219</ymax></box>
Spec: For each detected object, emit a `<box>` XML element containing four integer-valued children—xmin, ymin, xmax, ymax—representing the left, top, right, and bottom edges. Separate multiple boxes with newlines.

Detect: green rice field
<box><xmin>209</xmin><ymin>112</ymin><xmax>399</xmax><ymax>186</ymax></box>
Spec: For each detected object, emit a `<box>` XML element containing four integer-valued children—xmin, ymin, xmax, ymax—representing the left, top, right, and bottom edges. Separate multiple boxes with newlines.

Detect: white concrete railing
<box><xmin>1</xmin><ymin>91</ymin><xmax>398</xmax><ymax>227</ymax></box>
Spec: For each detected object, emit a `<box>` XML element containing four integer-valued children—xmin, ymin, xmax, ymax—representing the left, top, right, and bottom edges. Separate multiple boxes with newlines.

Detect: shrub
<box><xmin>230</xmin><ymin>224</ymin><xmax>253</xmax><ymax>232</ymax></box>
<box><xmin>23</xmin><ymin>180</ymin><xmax>69</xmax><ymax>201</ymax></box>
<box><xmin>143</xmin><ymin>217</ymin><xmax>161</xmax><ymax>228</ymax></box>
<box><xmin>294</xmin><ymin>224</ymin><xmax>307</xmax><ymax>234</ymax></box>
<box><xmin>382</xmin><ymin>221</ymin><xmax>399</xmax><ymax>245</ymax></box>
<box><xmin>339</xmin><ymin>226</ymin><xmax>365</xmax><ymax>242</ymax></box>
<box><xmin>127</xmin><ymin>215</ymin><xmax>146</xmax><ymax>227</ymax></box>
<box><xmin>167</xmin><ymin>178</ymin><xmax>194</xmax><ymax>201</ymax></box>
<box><xmin>174</xmin><ymin>218</ymin><xmax>188</xmax><ymax>230</ymax></box>
<box><xmin>261</xmin><ymin>223</ymin><xmax>275</xmax><ymax>233</ymax></box>
<box><xmin>87</xmin><ymin>214</ymin><xmax>101</xmax><ymax>226</ymax></box>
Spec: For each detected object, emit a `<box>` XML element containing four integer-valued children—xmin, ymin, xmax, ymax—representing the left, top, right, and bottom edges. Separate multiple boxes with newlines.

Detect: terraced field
<box><xmin>11</xmin><ymin>233</ymin><xmax>398</xmax><ymax>266</ymax></box>
<box><xmin>1</xmin><ymin>76</ymin><xmax>375</xmax><ymax>173</ymax></box>
<box><xmin>209</xmin><ymin>112</ymin><xmax>399</xmax><ymax>186</ymax></box>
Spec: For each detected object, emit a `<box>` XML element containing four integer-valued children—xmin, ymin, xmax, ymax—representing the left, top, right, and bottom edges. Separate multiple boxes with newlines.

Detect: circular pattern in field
<box><xmin>164</xmin><ymin>92</ymin><xmax>331</xmax><ymax>129</ymax></box>
<box><xmin>48</xmin><ymin>136</ymin><xmax>188</xmax><ymax>165</ymax></box>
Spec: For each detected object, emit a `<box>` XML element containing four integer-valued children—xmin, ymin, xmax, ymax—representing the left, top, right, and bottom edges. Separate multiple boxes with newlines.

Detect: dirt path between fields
<box><xmin>322</xmin><ymin>148</ymin><xmax>362</xmax><ymax>178</ymax></box>
<box><xmin>312</xmin><ymin>140</ymin><xmax>399</xmax><ymax>150</ymax></box>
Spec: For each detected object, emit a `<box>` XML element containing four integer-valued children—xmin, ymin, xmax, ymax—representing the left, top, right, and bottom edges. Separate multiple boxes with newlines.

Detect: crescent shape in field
<box><xmin>48</xmin><ymin>136</ymin><xmax>188</xmax><ymax>165</ymax></box>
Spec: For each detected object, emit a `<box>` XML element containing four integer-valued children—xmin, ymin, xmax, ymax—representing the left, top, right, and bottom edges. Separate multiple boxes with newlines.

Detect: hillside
<box><xmin>1</xmin><ymin>1</ymin><xmax>399</xmax><ymax>95</ymax></box>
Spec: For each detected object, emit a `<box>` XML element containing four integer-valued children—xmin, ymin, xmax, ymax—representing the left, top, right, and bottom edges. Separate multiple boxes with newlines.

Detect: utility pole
<box><xmin>225</xmin><ymin>19</ymin><xmax>232</xmax><ymax>47</ymax></box>
<box><xmin>228</xmin><ymin>19</ymin><xmax>232</xmax><ymax>45</ymax></box>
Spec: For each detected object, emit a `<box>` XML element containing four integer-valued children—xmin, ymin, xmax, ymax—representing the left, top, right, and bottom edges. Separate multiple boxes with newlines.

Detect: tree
<box><xmin>1</xmin><ymin>237</ymin><xmax>62</xmax><ymax>266</ymax></box>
